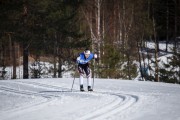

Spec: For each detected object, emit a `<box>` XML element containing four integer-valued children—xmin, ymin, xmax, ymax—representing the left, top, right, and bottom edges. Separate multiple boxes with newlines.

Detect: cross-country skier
<box><xmin>76</xmin><ymin>49</ymin><xmax>97</xmax><ymax>91</ymax></box>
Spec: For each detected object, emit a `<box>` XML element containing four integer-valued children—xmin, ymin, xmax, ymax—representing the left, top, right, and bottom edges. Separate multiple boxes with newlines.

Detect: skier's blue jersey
<box><xmin>77</xmin><ymin>52</ymin><xmax>94</xmax><ymax>64</ymax></box>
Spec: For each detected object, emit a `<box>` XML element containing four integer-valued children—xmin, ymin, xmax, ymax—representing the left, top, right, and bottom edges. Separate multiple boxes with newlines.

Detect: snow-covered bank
<box><xmin>0</xmin><ymin>78</ymin><xmax>180</xmax><ymax>120</ymax></box>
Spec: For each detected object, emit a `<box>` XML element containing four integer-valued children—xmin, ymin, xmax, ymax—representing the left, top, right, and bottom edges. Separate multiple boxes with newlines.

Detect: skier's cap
<box><xmin>84</xmin><ymin>49</ymin><xmax>90</xmax><ymax>55</ymax></box>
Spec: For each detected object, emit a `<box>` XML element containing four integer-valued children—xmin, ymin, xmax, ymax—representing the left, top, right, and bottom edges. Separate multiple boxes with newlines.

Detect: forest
<box><xmin>0</xmin><ymin>0</ymin><xmax>180</xmax><ymax>83</ymax></box>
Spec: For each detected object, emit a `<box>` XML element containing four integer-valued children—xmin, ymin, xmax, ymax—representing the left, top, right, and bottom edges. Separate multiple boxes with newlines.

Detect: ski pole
<box><xmin>71</xmin><ymin>64</ymin><xmax>76</xmax><ymax>92</ymax></box>
<box><xmin>71</xmin><ymin>74</ymin><xmax>75</xmax><ymax>91</ymax></box>
<box><xmin>92</xmin><ymin>59</ymin><xmax>95</xmax><ymax>89</ymax></box>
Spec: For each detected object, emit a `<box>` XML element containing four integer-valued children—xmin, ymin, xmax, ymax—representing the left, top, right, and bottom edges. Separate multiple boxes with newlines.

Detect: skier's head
<box><xmin>84</xmin><ymin>49</ymin><xmax>90</xmax><ymax>58</ymax></box>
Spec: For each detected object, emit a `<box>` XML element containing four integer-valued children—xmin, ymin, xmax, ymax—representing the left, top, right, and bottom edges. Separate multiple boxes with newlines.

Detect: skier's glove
<box><xmin>94</xmin><ymin>54</ymin><xmax>97</xmax><ymax>59</ymax></box>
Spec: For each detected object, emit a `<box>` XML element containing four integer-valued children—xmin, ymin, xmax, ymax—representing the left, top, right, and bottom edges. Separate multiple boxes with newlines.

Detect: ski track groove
<box><xmin>14</xmin><ymin>81</ymin><xmax>139</xmax><ymax>119</ymax></box>
<box><xmin>1</xmin><ymin>81</ymin><xmax>139</xmax><ymax>120</ymax></box>
<box><xmin>0</xmin><ymin>86</ymin><xmax>56</xmax><ymax>117</ymax></box>
<box><xmin>77</xmin><ymin>92</ymin><xmax>138</xmax><ymax>120</ymax></box>
<box><xmin>0</xmin><ymin>82</ymin><xmax>62</xmax><ymax>114</ymax></box>
<box><xmin>15</xmin><ymin>81</ymin><xmax>69</xmax><ymax>91</ymax></box>
<box><xmin>0</xmin><ymin>85</ymin><xmax>62</xmax><ymax>98</ymax></box>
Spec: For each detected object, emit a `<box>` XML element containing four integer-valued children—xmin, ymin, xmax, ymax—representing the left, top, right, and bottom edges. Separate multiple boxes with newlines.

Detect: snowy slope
<box><xmin>0</xmin><ymin>78</ymin><xmax>180</xmax><ymax>120</ymax></box>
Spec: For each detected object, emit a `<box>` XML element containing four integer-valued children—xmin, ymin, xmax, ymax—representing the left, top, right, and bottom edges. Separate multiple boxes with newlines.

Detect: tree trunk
<box><xmin>122</xmin><ymin>0</ymin><xmax>125</xmax><ymax>62</ymax></box>
<box><xmin>174</xmin><ymin>0</ymin><xmax>177</xmax><ymax>50</ymax></box>
<box><xmin>12</xmin><ymin>41</ymin><xmax>16</xmax><ymax>79</ymax></box>
<box><xmin>137</xmin><ymin>42</ymin><xmax>143</xmax><ymax>80</ymax></box>
<box><xmin>118</xmin><ymin>2</ymin><xmax>122</xmax><ymax>45</ymax></box>
<box><xmin>147</xmin><ymin>0</ymin><xmax>152</xmax><ymax>78</ymax></box>
<box><xmin>140</xmin><ymin>38</ymin><xmax>146</xmax><ymax>81</ymax></box>
<box><xmin>166</xmin><ymin>0</ymin><xmax>169</xmax><ymax>52</ymax></box>
<box><xmin>53</xmin><ymin>55</ymin><xmax>57</xmax><ymax>78</ymax></box>
<box><xmin>153</xmin><ymin>16</ymin><xmax>159</xmax><ymax>82</ymax></box>
<box><xmin>8</xmin><ymin>33</ymin><xmax>12</xmax><ymax>78</ymax></box>
<box><xmin>23</xmin><ymin>4</ymin><xmax>29</xmax><ymax>79</ymax></box>
<box><xmin>58</xmin><ymin>57</ymin><xmax>63</xmax><ymax>78</ymax></box>
<box><xmin>1</xmin><ymin>40</ymin><xmax>6</xmax><ymax>79</ymax></box>
<box><xmin>127</xmin><ymin>53</ymin><xmax>131</xmax><ymax>79</ymax></box>
<box><xmin>96</xmin><ymin>0</ymin><xmax>101</xmax><ymax>64</ymax></box>
<box><xmin>0</xmin><ymin>39</ymin><xmax>2</xmax><ymax>67</ymax></box>
<box><xmin>23</xmin><ymin>43</ymin><xmax>29</xmax><ymax>79</ymax></box>
<box><xmin>53</xmin><ymin>34</ymin><xmax>57</xmax><ymax>78</ymax></box>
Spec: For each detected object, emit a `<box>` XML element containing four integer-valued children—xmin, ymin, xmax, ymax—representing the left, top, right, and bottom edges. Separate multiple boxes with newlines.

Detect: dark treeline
<box><xmin>0</xmin><ymin>0</ymin><xmax>180</xmax><ymax>83</ymax></box>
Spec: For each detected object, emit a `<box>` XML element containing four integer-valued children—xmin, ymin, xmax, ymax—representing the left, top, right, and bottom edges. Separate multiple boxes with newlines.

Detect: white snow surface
<box><xmin>0</xmin><ymin>78</ymin><xmax>180</xmax><ymax>120</ymax></box>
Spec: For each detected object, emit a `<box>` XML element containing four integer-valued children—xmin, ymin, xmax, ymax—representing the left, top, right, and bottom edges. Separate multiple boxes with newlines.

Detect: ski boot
<box><xmin>88</xmin><ymin>86</ymin><xmax>93</xmax><ymax>91</ymax></box>
<box><xmin>80</xmin><ymin>85</ymin><xmax>85</xmax><ymax>92</ymax></box>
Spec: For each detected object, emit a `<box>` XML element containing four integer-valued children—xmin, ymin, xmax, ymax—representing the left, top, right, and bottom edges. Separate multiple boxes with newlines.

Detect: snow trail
<box><xmin>0</xmin><ymin>78</ymin><xmax>180</xmax><ymax>120</ymax></box>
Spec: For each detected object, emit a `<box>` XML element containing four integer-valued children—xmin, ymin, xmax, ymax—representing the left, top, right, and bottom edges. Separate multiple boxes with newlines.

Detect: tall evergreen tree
<box><xmin>159</xmin><ymin>50</ymin><xmax>180</xmax><ymax>84</ymax></box>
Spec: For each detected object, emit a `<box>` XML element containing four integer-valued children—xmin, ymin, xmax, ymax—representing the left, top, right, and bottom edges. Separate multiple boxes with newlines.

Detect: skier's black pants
<box><xmin>78</xmin><ymin>63</ymin><xmax>91</xmax><ymax>77</ymax></box>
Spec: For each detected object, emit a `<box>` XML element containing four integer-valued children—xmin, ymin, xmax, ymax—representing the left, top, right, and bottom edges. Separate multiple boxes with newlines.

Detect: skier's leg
<box><xmin>87</xmin><ymin>77</ymin><xmax>93</xmax><ymax>91</ymax></box>
<box><xmin>79</xmin><ymin>74</ymin><xmax>84</xmax><ymax>91</ymax></box>
<box><xmin>78</xmin><ymin>65</ymin><xmax>85</xmax><ymax>91</ymax></box>
<box><xmin>79</xmin><ymin>74</ymin><xmax>84</xmax><ymax>85</ymax></box>
<box><xmin>87</xmin><ymin>76</ymin><xmax>92</xmax><ymax>87</ymax></box>
<box><xmin>85</xmin><ymin>67</ymin><xmax>93</xmax><ymax>91</ymax></box>
<box><xmin>87</xmin><ymin>69</ymin><xmax>92</xmax><ymax>86</ymax></box>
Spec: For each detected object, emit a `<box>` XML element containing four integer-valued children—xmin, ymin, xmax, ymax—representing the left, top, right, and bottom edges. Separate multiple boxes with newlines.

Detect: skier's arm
<box><xmin>76</xmin><ymin>56</ymin><xmax>81</xmax><ymax>64</ymax></box>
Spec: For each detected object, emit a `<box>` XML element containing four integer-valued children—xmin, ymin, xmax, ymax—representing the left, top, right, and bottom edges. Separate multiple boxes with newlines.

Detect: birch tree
<box><xmin>80</xmin><ymin>0</ymin><xmax>102</xmax><ymax>61</ymax></box>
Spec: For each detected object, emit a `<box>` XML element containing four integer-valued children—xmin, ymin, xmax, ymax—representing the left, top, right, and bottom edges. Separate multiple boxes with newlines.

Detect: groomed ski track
<box><xmin>1</xmin><ymin>78</ymin><xmax>180</xmax><ymax>120</ymax></box>
<box><xmin>0</xmin><ymin>79</ymin><xmax>139</xmax><ymax>120</ymax></box>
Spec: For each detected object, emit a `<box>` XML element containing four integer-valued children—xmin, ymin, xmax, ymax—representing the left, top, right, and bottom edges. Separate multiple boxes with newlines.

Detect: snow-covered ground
<box><xmin>0</xmin><ymin>78</ymin><xmax>180</xmax><ymax>120</ymax></box>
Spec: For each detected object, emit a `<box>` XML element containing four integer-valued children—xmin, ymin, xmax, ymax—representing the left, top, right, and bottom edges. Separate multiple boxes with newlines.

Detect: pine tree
<box><xmin>167</xmin><ymin>48</ymin><xmax>180</xmax><ymax>83</ymax></box>
<box><xmin>159</xmin><ymin>48</ymin><xmax>180</xmax><ymax>84</ymax></box>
